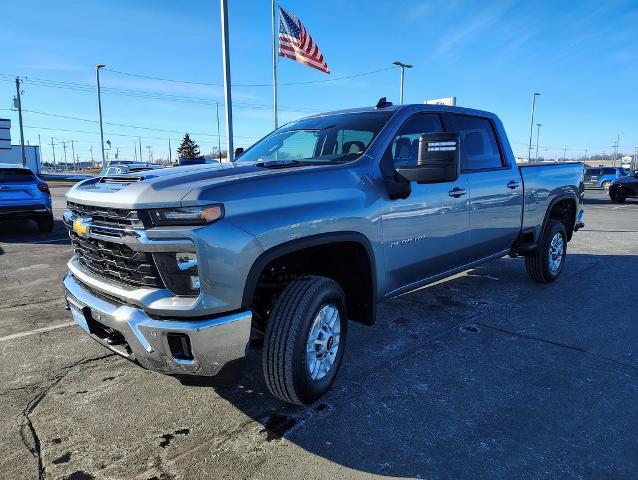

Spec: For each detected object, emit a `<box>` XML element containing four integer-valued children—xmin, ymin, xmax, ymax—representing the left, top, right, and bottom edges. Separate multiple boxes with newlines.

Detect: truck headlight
<box><xmin>154</xmin><ymin>252</ymin><xmax>200</xmax><ymax>296</ymax></box>
<box><xmin>147</xmin><ymin>204</ymin><xmax>224</xmax><ymax>226</ymax></box>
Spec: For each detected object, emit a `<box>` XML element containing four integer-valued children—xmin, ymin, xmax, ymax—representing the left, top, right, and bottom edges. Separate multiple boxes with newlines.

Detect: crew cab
<box><xmin>62</xmin><ymin>102</ymin><xmax>585</xmax><ymax>405</ymax></box>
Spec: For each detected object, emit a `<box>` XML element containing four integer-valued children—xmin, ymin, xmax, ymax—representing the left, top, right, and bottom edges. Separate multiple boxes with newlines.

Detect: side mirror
<box><xmin>234</xmin><ymin>147</ymin><xmax>244</xmax><ymax>159</ymax></box>
<box><xmin>396</xmin><ymin>132</ymin><xmax>460</xmax><ymax>184</ymax></box>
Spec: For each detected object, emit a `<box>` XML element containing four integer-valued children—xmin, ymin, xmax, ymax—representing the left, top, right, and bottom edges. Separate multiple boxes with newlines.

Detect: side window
<box><xmin>385</xmin><ymin>114</ymin><xmax>443</xmax><ymax>168</ymax></box>
<box><xmin>455</xmin><ymin>115</ymin><xmax>504</xmax><ymax>170</ymax></box>
<box><xmin>603</xmin><ymin>168</ymin><xmax>616</xmax><ymax>175</ymax></box>
<box><xmin>336</xmin><ymin>129</ymin><xmax>374</xmax><ymax>155</ymax></box>
<box><xmin>588</xmin><ymin>168</ymin><xmax>601</xmax><ymax>176</ymax></box>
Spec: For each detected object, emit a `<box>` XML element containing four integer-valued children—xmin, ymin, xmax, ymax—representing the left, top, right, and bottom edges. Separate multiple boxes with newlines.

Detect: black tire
<box><xmin>263</xmin><ymin>276</ymin><xmax>347</xmax><ymax>405</ymax></box>
<box><xmin>609</xmin><ymin>187</ymin><xmax>626</xmax><ymax>203</ymax></box>
<box><xmin>525</xmin><ymin>219</ymin><xmax>567</xmax><ymax>283</ymax></box>
<box><xmin>36</xmin><ymin>213</ymin><xmax>54</xmax><ymax>233</ymax></box>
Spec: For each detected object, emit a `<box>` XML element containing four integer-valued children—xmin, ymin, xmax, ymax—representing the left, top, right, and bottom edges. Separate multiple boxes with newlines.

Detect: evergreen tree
<box><xmin>176</xmin><ymin>133</ymin><xmax>201</xmax><ymax>158</ymax></box>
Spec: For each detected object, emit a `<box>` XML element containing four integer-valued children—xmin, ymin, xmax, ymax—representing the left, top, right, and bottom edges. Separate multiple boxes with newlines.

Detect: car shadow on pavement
<box><xmin>0</xmin><ymin>219</ymin><xmax>70</xmax><ymax>245</ymax></box>
<box><xmin>168</xmin><ymin>253</ymin><xmax>638</xmax><ymax>478</ymax></box>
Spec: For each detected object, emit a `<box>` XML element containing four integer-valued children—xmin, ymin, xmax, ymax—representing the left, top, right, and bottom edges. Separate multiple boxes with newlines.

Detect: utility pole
<box><xmin>62</xmin><ymin>141</ymin><xmax>68</xmax><ymax>170</ymax></box>
<box><xmin>115</xmin><ymin>146</ymin><xmax>119</xmax><ymax>160</ymax></box>
<box><xmin>96</xmin><ymin>64</ymin><xmax>107</xmax><ymax>169</ymax></box>
<box><xmin>139</xmin><ymin>137</ymin><xmax>143</xmax><ymax>162</ymax></box>
<box><xmin>90</xmin><ymin>146</ymin><xmax>94</xmax><ymax>166</ymax></box>
<box><xmin>168</xmin><ymin>138</ymin><xmax>172</xmax><ymax>165</ymax></box>
<box><xmin>71</xmin><ymin>140</ymin><xmax>76</xmax><ymax>171</ymax></box>
<box><xmin>50</xmin><ymin>137</ymin><xmax>56</xmax><ymax>171</ymax></box>
<box><xmin>220</xmin><ymin>0</ymin><xmax>234</xmax><ymax>161</ymax></box>
<box><xmin>584</xmin><ymin>149</ymin><xmax>588</xmax><ymax>161</ymax></box>
<box><xmin>146</xmin><ymin>145</ymin><xmax>151</xmax><ymax>161</ymax></box>
<box><xmin>563</xmin><ymin>148</ymin><xmax>567</xmax><ymax>162</ymax></box>
<box><xmin>534</xmin><ymin>123</ymin><xmax>542</xmax><ymax>162</ymax></box>
<box><xmin>612</xmin><ymin>134</ymin><xmax>620</xmax><ymax>167</ymax></box>
<box><xmin>392</xmin><ymin>61</ymin><xmax>413</xmax><ymax>105</ymax></box>
<box><xmin>14</xmin><ymin>77</ymin><xmax>27</xmax><ymax>167</ymax></box>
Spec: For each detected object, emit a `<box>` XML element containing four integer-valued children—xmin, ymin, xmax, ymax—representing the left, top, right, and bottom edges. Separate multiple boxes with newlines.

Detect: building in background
<box><xmin>0</xmin><ymin>118</ymin><xmax>41</xmax><ymax>173</ymax></box>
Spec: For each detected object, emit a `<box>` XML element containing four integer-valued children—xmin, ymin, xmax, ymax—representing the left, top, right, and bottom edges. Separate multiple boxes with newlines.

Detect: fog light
<box><xmin>154</xmin><ymin>252</ymin><xmax>200</xmax><ymax>296</ymax></box>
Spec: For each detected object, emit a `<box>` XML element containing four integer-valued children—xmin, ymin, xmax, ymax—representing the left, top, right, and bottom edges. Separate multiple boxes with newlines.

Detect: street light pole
<box><xmin>96</xmin><ymin>64</ymin><xmax>106</xmax><ymax>169</ymax></box>
<box><xmin>534</xmin><ymin>123</ymin><xmax>542</xmax><ymax>162</ymax></box>
<box><xmin>527</xmin><ymin>92</ymin><xmax>541</xmax><ymax>162</ymax></box>
<box><xmin>216</xmin><ymin>101</ymin><xmax>222</xmax><ymax>162</ymax></box>
<box><xmin>392</xmin><ymin>61</ymin><xmax>413</xmax><ymax>105</ymax></box>
<box><xmin>220</xmin><ymin>0</ymin><xmax>234</xmax><ymax>161</ymax></box>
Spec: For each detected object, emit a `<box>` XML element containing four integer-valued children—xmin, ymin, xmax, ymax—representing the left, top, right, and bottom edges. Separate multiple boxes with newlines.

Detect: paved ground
<box><xmin>1</xmin><ymin>187</ymin><xmax>637</xmax><ymax>480</ymax></box>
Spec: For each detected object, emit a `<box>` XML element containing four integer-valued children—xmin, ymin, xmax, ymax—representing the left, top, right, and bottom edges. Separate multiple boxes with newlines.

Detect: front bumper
<box><xmin>64</xmin><ymin>272</ymin><xmax>252</xmax><ymax>376</ymax></box>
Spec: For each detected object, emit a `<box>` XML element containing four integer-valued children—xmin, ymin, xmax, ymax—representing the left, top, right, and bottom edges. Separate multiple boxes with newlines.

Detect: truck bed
<box><xmin>519</xmin><ymin>161</ymin><xmax>584</xmax><ymax>238</ymax></box>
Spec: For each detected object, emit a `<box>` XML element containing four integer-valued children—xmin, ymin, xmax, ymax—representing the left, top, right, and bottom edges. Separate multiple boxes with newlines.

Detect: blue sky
<box><xmin>1</xmin><ymin>0</ymin><xmax>637</xmax><ymax>163</ymax></box>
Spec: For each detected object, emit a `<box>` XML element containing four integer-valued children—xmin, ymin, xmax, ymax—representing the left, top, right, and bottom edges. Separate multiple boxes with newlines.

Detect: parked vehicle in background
<box><xmin>0</xmin><ymin>164</ymin><xmax>53</xmax><ymax>232</ymax></box>
<box><xmin>100</xmin><ymin>162</ymin><xmax>164</xmax><ymax>176</ymax></box>
<box><xmin>609</xmin><ymin>170</ymin><xmax>638</xmax><ymax>203</ymax></box>
<box><xmin>62</xmin><ymin>102</ymin><xmax>585</xmax><ymax>405</ymax></box>
<box><xmin>584</xmin><ymin>166</ymin><xmax>627</xmax><ymax>190</ymax></box>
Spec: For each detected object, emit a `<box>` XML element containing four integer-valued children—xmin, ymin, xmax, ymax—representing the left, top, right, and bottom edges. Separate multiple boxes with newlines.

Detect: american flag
<box><xmin>278</xmin><ymin>7</ymin><xmax>330</xmax><ymax>74</ymax></box>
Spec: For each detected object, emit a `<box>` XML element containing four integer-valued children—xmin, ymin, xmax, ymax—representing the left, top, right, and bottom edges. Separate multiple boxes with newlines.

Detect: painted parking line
<box><xmin>0</xmin><ymin>322</ymin><xmax>75</xmax><ymax>343</ymax></box>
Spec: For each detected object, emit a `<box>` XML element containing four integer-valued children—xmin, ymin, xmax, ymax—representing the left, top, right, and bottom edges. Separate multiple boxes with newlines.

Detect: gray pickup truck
<box><xmin>63</xmin><ymin>101</ymin><xmax>584</xmax><ymax>405</ymax></box>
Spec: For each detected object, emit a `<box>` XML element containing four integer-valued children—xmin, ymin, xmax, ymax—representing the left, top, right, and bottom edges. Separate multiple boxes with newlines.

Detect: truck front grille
<box><xmin>70</xmin><ymin>231</ymin><xmax>164</xmax><ymax>288</ymax></box>
<box><xmin>67</xmin><ymin>201</ymin><xmax>145</xmax><ymax>229</ymax></box>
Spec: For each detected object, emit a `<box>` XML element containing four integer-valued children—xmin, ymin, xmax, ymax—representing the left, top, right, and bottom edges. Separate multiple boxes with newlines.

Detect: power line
<box><xmin>102</xmin><ymin>65</ymin><xmax>398</xmax><ymax>87</ymax></box>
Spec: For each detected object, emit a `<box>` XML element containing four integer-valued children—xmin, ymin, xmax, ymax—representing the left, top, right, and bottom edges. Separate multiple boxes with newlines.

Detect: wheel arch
<box><xmin>542</xmin><ymin>194</ymin><xmax>578</xmax><ymax>242</ymax></box>
<box><xmin>242</xmin><ymin>232</ymin><xmax>378</xmax><ymax>325</ymax></box>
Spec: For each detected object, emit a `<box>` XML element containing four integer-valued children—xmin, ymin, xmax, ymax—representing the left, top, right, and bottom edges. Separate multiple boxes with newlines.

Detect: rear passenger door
<box><xmin>452</xmin><ymin>114</ymin><xmax>523</xmax><ymax>259</ymax></box>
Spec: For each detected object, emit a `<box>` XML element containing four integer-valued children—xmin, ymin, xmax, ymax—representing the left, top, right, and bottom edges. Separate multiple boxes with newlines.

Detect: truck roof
<box><xmin>302</xmin><ymin>103</ymin><xmax>497</xmax><ymax>121</ymax></box>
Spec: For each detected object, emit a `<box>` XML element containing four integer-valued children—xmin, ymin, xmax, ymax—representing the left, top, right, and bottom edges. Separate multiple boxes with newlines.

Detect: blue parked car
<box><xmin>0</xmin><ymin>164</ymin><xmax>53</xmax><ymax>232</ymax></box>
<box><xmin>583</xmin><ymin>166</ymin><xmax>627</xmax><ymax>190</ymax></box>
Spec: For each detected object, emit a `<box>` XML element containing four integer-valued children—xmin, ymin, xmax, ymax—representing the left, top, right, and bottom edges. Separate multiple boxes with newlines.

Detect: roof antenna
<box><xmin>375</xmin><ymin>97</ymin><xmax>393</xmax><ymax>109</ymax></box>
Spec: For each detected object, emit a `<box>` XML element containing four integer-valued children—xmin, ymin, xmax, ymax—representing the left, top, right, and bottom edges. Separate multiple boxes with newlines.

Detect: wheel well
<box><xmin>547</xmin><ymin>198</ymin><xmax>576</xmax><ymax>241</ymax></box>
<box><xmin>247</xmin><ymin>241</ymin><xmax>375</xmax><ymax>330</ymax></box>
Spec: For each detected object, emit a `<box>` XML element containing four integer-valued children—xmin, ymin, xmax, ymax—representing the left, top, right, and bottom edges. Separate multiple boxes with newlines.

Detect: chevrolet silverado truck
<box><xmin>62</xmin><ymin>101</ymin><xmax>585</xmax><ymax>405</ymax></box>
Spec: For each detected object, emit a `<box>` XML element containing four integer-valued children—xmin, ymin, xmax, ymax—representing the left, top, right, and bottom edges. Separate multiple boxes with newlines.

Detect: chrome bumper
<box><xmin>63</xmin><ymin>273</ymin><xmax>252</xmax><ymax>376</ymax></box>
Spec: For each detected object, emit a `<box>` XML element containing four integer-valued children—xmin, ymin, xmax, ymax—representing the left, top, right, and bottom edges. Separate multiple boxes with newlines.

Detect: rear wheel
<box><xmin>609</xmin><ymin>187</ymin><xmax>626</xmax><ymax>203</ymax></box>
<box><xmin>36</xmin><ymin>213</ymin><xmax>54</xmax><ymax>233</ymax></box>
<box><xmin>601</xmin><ymin>180</ymin><xmax>611</xmax><ymax>190</ymax></box>
<box><xmin>525</xmin><ymin>220</ymin><xmax>567</xmax><ymax>283</ymax></box>
<box><xmin>263</xmin><ymin>276</ymin><xmax>347</xmax><ymax>405</ymax></box>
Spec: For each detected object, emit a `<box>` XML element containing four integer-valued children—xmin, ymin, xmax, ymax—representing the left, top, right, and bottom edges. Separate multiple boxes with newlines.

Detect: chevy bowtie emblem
<box><xmin>72</xmin><ymin>217</ymin><xmax>91</xmax><ymax>237</ymax></box>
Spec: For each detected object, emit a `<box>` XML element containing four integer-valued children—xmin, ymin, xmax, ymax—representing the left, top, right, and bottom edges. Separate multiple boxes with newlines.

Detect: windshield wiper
<box><xmin>255</xmin><ymin>159</ymin><xmax>301</xmax><ymax>169</ymax></box>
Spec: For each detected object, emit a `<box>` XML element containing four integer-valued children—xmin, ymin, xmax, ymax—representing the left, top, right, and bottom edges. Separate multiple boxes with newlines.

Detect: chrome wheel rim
<box><xmin>306</xmin><ymin>304</ymin><xmax>341</xmax><ymax>381</ymax></box>
<box><xmin>548</xmin><ymin>233</ymin><xmax>564</xmax><ymax>272</ymax></box>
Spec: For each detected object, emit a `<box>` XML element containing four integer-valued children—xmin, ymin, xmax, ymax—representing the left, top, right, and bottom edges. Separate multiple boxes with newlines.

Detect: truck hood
<box><xmin>65</xmin><ymin>162</ymin><xmax>320</xmax><ymax>209</ymax></box>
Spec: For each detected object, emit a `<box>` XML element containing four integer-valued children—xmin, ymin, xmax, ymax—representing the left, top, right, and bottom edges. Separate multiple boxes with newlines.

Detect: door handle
<box><xmin>507</xmin><ymin>181</ymin><xmax>520</xmax><ymax>189</ymax></box>
<box><xmin>448</xmin><ymin>187</ymin><xmax>467</xmax><ymax>198</ymax></box>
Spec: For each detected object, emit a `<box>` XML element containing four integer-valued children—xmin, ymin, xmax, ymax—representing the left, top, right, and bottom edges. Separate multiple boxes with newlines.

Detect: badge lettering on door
<box><xmin>390</xmin><ymin>234</ymin><xmax>427</xmax><ymax>248</ymax></box>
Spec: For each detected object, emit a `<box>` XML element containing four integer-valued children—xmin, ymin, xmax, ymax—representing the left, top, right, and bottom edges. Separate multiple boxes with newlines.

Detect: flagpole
<box><xmin>220</xmin><ymin>0</ymin><xmax>234</xmax><ymax>161</ymax></box>
<box><xmin>272</xmin><ymin>0</ymin><xmax>279</xmax><ymax>129</ymax></box>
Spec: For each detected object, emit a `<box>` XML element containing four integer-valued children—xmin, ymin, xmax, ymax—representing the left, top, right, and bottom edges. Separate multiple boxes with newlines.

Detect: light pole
<box><xmin>96</xmin><ymin>64</ymin><xmax>106</xmax><ymax>169</ymax></box>
<box><xmin>527</xmin><ymin>92</ymin><xmax>541</xmax><ymax>162</ymax></box>
<box><xmin>534</xmin><ymin>123</ymin><xmax>542</xmax><ymax>162</ymax></box>
<box><xmin>216</xmin><ymin>101</ymin><xmax>222</xmax><ymax>162</ymax></box>
<box><xmin>393</xmin><ymin>61</ymin><xmax>413</xmax><ymax>105</ymax></box>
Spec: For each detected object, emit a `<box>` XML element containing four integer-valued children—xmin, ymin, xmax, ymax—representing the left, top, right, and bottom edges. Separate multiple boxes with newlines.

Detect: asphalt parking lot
<box><xmin>1</xmin><ymin>186</ymin><xmax>637</xmax><ymax>480</ymax></box>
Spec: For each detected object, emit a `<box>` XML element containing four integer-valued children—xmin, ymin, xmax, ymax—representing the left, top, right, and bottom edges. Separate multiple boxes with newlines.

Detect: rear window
<box><xmin>0</xmin><ymin>169</ymin><xmax>36</xmax><ymax>183</ymax></box>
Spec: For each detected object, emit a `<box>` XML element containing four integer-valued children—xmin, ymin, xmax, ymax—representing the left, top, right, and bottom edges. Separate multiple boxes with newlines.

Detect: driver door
<box><xmin>380</xmin><ymin>113</ymin><xmax>471</xmax><ymax>295</ymax></box>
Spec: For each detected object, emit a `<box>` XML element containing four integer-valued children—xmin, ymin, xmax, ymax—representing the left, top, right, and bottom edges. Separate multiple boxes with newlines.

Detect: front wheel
<box><xmin>525</xmin><ymin>220</ymin><xmax>567</xmax><ymax>283</ymax></box>
<box><xmin>263</xmin><ymin>276</ymin><xmax>348</xmax><ymax>405</ymax></box>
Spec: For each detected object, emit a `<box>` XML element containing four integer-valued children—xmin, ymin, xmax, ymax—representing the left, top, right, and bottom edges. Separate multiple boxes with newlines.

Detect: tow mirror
<box><xmin>396</xmin><ymin>132</ymin><xmax>460</xmax><ymax>184</ymax></box>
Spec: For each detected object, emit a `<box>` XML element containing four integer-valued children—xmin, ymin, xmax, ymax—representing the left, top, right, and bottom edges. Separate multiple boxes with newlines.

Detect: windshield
<box><xmin>236</xmin><ymin>111</ymin><xmax>393</xmax><ymax>165</ymax></box>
